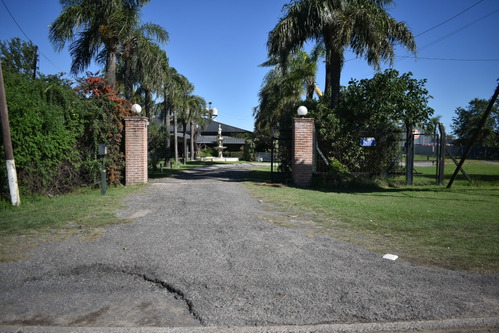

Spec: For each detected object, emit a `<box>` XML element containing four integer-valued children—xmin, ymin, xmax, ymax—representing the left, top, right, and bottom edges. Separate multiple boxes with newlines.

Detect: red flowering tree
<box><xmin>76</xmin><ymin>77</ymin><xmax>131</xmax><ymax>185</ymax></box>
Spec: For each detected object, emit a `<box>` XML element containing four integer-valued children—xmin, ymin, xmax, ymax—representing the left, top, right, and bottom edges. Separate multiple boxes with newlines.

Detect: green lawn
<box><xmin>244</xmin><ymin>162</ymin><xmax>499</xmax><ymax>273</ymax></box>
<box><xmin>0</xmin><ymin>186</ymin><xmax>141</xmax><ymax>262</ymax></box>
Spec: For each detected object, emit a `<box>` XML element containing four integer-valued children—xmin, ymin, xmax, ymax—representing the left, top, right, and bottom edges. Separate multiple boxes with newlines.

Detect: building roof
<box><xmin>169</xmin><ymin>119</ymin><xmax>251</xmax><ymax>135</ymax></box>
<box><xmin>199</xmin><ymin>119</ymin><xmax>251</xmax><ymax>134</ymax></box>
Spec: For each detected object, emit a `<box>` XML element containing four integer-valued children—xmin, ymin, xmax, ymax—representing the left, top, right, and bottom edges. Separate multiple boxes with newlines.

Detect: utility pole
<box><xmin>0</xmin><ymin>59</ymin><xmax>21</xmax><ymax>206</ymax></box>
<box><xmin>32</xmin><ymin>45</ymin><xmax>38</xmax><ymax>80</ymax></box>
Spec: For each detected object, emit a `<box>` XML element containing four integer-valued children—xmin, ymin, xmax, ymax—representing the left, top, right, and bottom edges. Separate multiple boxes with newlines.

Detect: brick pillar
<box><xmin>292</xmin><ymin>117</ymin><xmax>314</xmax><ymax>187</ymax></box>
<box><xmin>124</xmin><ymin>116</ymin><xmax>148</xmax><ymax>185</ymax></box>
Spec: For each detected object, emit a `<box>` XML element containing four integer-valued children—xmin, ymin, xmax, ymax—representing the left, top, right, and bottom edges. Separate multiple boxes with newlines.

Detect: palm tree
<box><xmin>133</xmin><ymin>42</ymin><xmax>168</xmax><ymax>118</ymax></box>
<box><xmin>168</xmin><ymin>71</ymin><xmax>193</xmax><ymax>166</ymax></box>
<box><xmin>254</xmin><ymin>49</ymin><xmax>313</xmax><ymax>132</ymax></box>
<box><xmin>267</xmin><ymin>0</ymin><xmax>416</xmax><ymax>109</ymax></box>
<box><xmin>185</xmin><ymin>95</ymin><xmax>207</xmax><ymax>160</ymax></box>
<box><xmin>162</xmin><ymin>66</ymin><xmax>176</xmax><ymax>162</ymax></box>
<box><xmin>120</xmin><ymin>23</ymin><xmax>168</xmax><ymax>101</ymax></box>
<box><xmin>49</xmin><ymin>0</ymin><xmax>151</xmax><ymax>86</ymax></box>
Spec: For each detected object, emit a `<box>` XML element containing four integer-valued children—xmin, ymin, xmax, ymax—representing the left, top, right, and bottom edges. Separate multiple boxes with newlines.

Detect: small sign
<box><xmin>412</xmin><ymin>129</ymin><xmax>420</xmax><ymax>139</ymax></box>
<box><xmin>361</xmin><ymin>137</ymin><xmax>376</xmax><ymax>147</ymax></box>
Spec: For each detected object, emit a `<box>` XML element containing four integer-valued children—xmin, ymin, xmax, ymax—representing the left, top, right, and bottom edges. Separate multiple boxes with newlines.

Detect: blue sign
<box><xmin>361</xmin><ymin>137</ymin><xmax>376</xmax><ymax>147</ymax></box>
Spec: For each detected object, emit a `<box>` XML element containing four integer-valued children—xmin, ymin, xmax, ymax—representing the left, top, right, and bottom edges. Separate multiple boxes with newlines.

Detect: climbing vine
<box><xmin>76</xmin><ymin>77</ymin><xmax>131</xmax><ymax>185</ymax></box>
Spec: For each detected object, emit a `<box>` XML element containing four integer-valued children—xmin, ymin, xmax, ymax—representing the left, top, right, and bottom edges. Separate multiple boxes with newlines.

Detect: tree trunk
<box><xmin>306</xmin><ymin>78</ymin><xmax>315</xmax><ymax>100</ymax></box>
<box><xmin>164</xmin><ymin>88</ymin><xmax>171</xmax><ymax>162</ymax></box>
<box><xmin>190</xmin><ymin>120</ymin><xmax>195</xmax><ymax>160</ymax></box>
<box><xmin>324</xmin><ymin>33</ymin><xmax>344</xmax><ymax>109</ymax></box>
<box><xmin>106</xmin><ymin>48</ymin><xmax>117</xmax><ymax>87</ymax></box>
<box><xmin>173</xmin><ymin>108</ymin><xmax>178</xmax><ymax>167</ymax></box>
<box><xmin>182</xmin><ymin>121</ymin><xmax>187</xmax><ymax>165</ymax></box>
<box><xmin>145</xmin><ymin>89</ymin><xmax>152</xmax><ymax>119</ymax></box>
<box><xmin>124</xmin><ymin>59</ymin><xmax>133</xmax><ymax>101</ymax></box>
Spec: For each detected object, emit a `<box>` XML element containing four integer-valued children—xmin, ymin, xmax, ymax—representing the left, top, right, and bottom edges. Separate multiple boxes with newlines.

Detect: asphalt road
<box><xmin>0</xmin><ymin>163</ymin><xmax>497</xmax><ymax>331</ymax></box>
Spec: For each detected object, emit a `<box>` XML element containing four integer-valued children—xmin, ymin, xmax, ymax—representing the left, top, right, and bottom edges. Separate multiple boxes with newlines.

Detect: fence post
<box><xmin>405</xmin><ymin>126</ymin><xmax>415</xmax><ymax>186</ymax></box>
<box><xmin>437</xmin><ymin>123</ymin><xmax>446</xmax><ymax>185</ymax></box>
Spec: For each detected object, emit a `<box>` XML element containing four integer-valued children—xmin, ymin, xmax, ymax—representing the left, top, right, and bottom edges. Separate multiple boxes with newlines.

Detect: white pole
<box><xmin>0</xmin><ymin>59</ymin><xmax>21</xmax><ymax>206</ymax></box>
<box><xmin>5</xmin><ymin>160</ymin><xmax>20</xmax><ymax>206</ymax></box>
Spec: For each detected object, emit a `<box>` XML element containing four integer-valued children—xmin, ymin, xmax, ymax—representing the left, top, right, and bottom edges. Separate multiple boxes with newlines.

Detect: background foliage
<box><xmin>1</xmin><ymin>39</ymin><xmax>131</xmax><ymax>197</ymax></box>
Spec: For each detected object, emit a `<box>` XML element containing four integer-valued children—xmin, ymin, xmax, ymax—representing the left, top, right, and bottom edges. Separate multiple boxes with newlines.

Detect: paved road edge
<box><xmin>0</xmin><ymin>317</ymin><xmax>497</xmax><ymax>332</ymax></box>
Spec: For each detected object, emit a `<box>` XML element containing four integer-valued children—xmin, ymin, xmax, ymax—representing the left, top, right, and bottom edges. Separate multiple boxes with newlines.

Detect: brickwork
<box><xmin>124</xmin><ymin>116</ymin><xmax>148</xmax><ymax>185</ymax></box>
<box><xmin>292</xmin><ymin>117</ymin><xmax>314</xmax><ymax>187</ymax></box>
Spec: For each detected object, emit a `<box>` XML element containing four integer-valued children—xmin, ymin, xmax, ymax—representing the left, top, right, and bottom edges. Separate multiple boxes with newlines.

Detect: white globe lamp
<box><xmin>297</xmin><ymin>105</ymin><xmax>308</xmax><ymax>117</ymax></box>
<box><xmin>131</xmin><ymin>103</ymin><xmax>142</xmax><ymax>114</ymax></box>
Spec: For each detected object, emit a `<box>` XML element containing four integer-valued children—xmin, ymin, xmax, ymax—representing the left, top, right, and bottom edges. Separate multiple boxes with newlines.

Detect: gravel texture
<box><xmin>0</xmin><ymin>163</ymin><xmax>497</xmax><ymax>329</ymax></box>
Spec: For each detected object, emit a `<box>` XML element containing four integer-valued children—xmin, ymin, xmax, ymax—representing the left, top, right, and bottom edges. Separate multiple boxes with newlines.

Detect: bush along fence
<box><xmin>273</xmin><ymin>116</ymin><xmax>497</xmax><ymax>187</ymax></box>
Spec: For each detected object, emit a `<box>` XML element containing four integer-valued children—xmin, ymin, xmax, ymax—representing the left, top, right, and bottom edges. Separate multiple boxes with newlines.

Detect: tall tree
<box><xmin>133</xmin><ymin>42</ymin><xmax>168</xmax><ymax>118</ymax></box>
<box><xmin>120</xmin><ymin>23</ymin><xmax>168</xmax><ymax>101</ymax></box>
<box><xmin>0</xmin><ymin>38</ymin><xmax>38</xmax><ymax>78</ymax></box>
<box><xmin>185</xmin><ymin>95</ymin><xmax>206</xmax><ymax>160</ymax></box>
<box><xmin>168</xmin><ymin>71</ymin><xmax>193</xmax><ymax>166</ymax></box>
<box><xmin>49</xmin><ymin>0</ymin><xmax>151</xmax><ymax>86</ymax></box>
<box><xmin>267</xmin><ymin>0</ymin><xmax>416</xmax><ymax>109</ymax></box>
<box><xmin>451</xmin><ymin>98</ymin><xmax>499</xmax><ymax>147</ymax></box>
<box><xmin>254</xmin><ymin>49</ymin><xmax>314</xmax><ymax>132</ymax></box>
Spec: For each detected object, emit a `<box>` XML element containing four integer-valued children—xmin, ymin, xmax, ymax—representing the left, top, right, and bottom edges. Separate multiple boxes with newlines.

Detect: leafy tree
<box><xmin>451</xmin><ymin>98</ymin><xmax>499</xmax><ymax>147</ymax></box>
<box><xmin>267</xmin><ymin>0</ymin><xmax>416</xmax><ymax>109</ymax></box>
<box><xmin>49</xmin><ymin>0</ymin><xmax>151</xmax><ymax>86</ymax></box>
<box><xmin>0</xmin><ymin>38</ymin><xmax>38</xmax><ymax>78</ymax></box>
<box><xmin>313</xmin><ymin>69</ymin><xmax>434</xmax><ymax>176</ymax></box>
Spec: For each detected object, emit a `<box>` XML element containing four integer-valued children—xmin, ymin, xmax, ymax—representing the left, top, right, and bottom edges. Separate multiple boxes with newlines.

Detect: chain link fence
<box><xmin>314</xmin><ymin>123</ymin><xmax>498</xmax><ymax>187</ymax></box>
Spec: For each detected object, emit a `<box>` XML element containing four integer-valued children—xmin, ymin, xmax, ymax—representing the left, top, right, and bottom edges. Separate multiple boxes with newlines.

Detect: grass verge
<box><xmin>244</xmin><ymin>164</ymin><xmax>498</xmax><ymax>273</ymax></box>
<box><xmin>0</xmin><ymin>185</ymin><xmax>143</xmax><ymax>262</ymax></box>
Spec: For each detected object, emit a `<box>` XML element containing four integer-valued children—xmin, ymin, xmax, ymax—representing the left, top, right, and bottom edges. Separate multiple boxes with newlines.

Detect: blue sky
<box><xmin>0</xmin><ymin>0</ymin><xmax>498</xmax><ymax>133</ymax></box>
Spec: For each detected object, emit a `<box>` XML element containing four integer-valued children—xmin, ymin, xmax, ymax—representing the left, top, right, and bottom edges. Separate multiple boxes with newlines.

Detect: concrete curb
<box><xmin>0</xmin><ymin>317</ymin><xmax>497</xmax><ymax>332</ymax></box>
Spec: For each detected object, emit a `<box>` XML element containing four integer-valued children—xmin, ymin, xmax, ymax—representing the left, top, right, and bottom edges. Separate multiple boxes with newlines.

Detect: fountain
<box><xmin>202</xmin><ymin>124</ymin><xmax>239</xmax><ymax>162</ymax></box>
<box><xmin>215</xmin><ymin>124</ymin><xmax>226</xmax><ymax>158</ymax></box>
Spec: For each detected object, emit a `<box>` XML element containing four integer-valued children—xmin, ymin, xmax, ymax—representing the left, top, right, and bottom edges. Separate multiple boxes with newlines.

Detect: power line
<box><xmin>415</xmin><ymin>0</ymin><xmax>485</xmax><ymax>37</ymax></box>
<box><xmin>1</xmin><ymin>0</ymin><xmax>67</xmax><ymax>74</ymax></box>
<box><xmin>1</xmin><ymin>0</ymin><xmax>31</xmax><ymax>41</ymax></box>
<box><xmin>419</xmin><ymin>9</ymin><xmax>498</xmax><ymax>51</ymax></box>
<box><xmin>397</xmin><ymin>56</ymin><xmax>498</xmax><ymax>62</ymax></box>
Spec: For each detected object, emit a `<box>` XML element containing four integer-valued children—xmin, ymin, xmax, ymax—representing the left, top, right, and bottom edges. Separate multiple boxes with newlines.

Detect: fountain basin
<box><xmin>201</xmin><ymin>157</ymin><xmax>240</xmax><ymax>162</ymax></box>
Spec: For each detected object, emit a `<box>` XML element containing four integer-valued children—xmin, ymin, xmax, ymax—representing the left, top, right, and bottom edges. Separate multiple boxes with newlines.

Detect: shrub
<box><xmin>0</xmin><ymin>72</ymin><xmax>86</xmax><ymax>196</ymax></box>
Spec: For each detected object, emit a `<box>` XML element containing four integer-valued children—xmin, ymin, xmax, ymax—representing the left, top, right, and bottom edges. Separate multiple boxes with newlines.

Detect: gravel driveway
<box><xmin>0</xmin><ymin>163</ymin><xmax>497</xmax><ymax>330</ymax></box>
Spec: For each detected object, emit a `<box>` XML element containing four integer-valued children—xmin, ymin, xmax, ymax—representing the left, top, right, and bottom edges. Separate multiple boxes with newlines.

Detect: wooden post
<box><xmin>0</xmin><ymin>59</ymin><xmax>20</xmax><ymax>206</ymax></box>
<box><xmin>437</xmin><ymin>123</ymin><xmax>446</xmax><ymax>185</ymax></box>
<box><xmin>447</xmin><ymin>85</ymin><xmax>499</xmax><ymax>188</ymax></box>
<box><xmin>405</xmin><ymin>125</ymin><xmax>415</xmax><ymax>186</ymax></box>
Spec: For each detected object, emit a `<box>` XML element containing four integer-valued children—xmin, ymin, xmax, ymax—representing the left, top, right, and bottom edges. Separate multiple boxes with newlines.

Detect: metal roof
<box><xmin>170</xmin><ymin>119</ymin><xmax>252</xmax><ymax>135</ymax></box>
